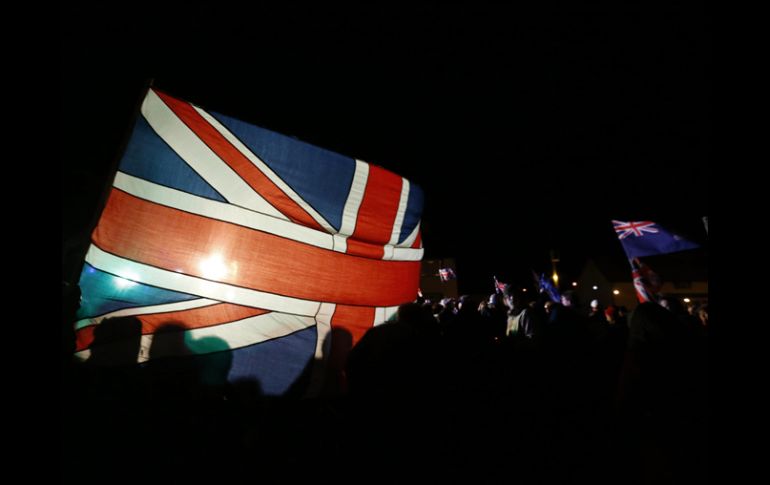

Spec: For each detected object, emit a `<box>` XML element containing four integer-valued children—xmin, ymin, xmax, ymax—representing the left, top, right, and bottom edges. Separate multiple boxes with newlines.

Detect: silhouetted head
<box><xmin>87</xmin><ymin>316</ymin><xmax>143</xmax><ymax>367</ymax></box>
<box><xmin>544</xmin><ymin>301</ymin><xmax>556</xmax><ymax>314</ymax></box>
<box><xmin>397</xmin><ymin>302</ymin><xmax>424</xmax><ymax>324</ymax></box>
<box><xmin>698</xmin><ymin>304</ymin><xmax>708</xmax><ymax>327</ymax></box>
<box><xmin>148</xmin><ymin>323</ymin><xmax>190</xmax><ymax>360</ymax></box>
<box><xmin>604</xmin><ymin>305</ymin><xmax>616</xmax><ymax>323</ymax></box>
<box><xmin>560</xmin><ymin>290</ymin><xmax>576</xmax><ymax>308</ymax></box>
<box><xmin>503</xmin><ymin>286</ymin><xmax>527</xmax><ymax>311</ymax></box>
<box><xmin>629</xmin><ymin>301</ymin><xmax>685</xmax><ymax>350</ymax></box>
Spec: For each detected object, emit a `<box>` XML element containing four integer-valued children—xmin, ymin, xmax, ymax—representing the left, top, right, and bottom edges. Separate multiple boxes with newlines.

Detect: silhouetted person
<box><xmin>345</xmin><ymin>303</ymin><xmax>441</xmax><ymax>477</ymax></box>
<box><xmin>61</xmin><ymin>281</ymin><xmax>80</xmax><ymax>368</ymax></box>
<box><xmin>144</xmin><ymin>322</ymin><xmax>200</xmax><ymax>400</ymax></box>
<box><xmin>347</xmin><ymin>303</ymin><xmax>438</xmax><ymax>401</ymax></box>
<box><xmin>69</xmin><ymin>316</ymin><xmax>145</xmax><ymax>484</ymax></box>
<box><xmin>616</xmin><ymin>302</ymin><xmax>707</xmax><ymax>484</ymax></box>
<box><xmin>189</xmin><ymin>335</ymin><xmax>233</xmax><ymax>400</ymax></box>
<box><xmin>84</xmin><ymin>315</ymin><xmax>143</xmax><ymax>400</ymax></box>
<box><xmin>503</xmin><ymin>285</ymin><xmax>533</xmax><ymax>338</ymax></box>
<box><xmin>698</xmin><ymin>304</ymin><xmax>708</xmax><ymax>328</ymax></box>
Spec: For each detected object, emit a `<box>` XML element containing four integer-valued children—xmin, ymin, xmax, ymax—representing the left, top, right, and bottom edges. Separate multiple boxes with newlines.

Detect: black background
<box><xmin>61</xmin><ymin>3</ymin><xmax>709</xmax><ymax>294</ymax></box>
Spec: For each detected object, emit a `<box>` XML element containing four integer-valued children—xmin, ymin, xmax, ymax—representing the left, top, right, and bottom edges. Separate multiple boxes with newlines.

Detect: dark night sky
<box><xmin>61</xmin><ymin>4</ymin><xmax>709</xmax><ymax>294</ymax></box>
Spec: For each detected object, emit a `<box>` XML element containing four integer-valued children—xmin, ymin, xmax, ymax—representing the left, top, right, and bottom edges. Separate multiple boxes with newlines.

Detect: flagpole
<box><xmin>550</xmin><ymin>249</ymin><xmax>560</xmax><ymax>289</ymax></box>
<box><xmin>64</xmin><ymin>78</ymin><xmax>156</xmax><ymax>288</ymax></box>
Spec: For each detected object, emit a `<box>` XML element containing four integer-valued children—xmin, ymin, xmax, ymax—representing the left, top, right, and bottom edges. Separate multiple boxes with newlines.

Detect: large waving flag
<box><xmin>612</xmin><ymin>220</ymin><xmax>699</xmax><ymax>259</ymax></box>
<box><xmin>73</xmin><ymin>88</ymin><xmax>424</xmax><ymax>396</ymax></box>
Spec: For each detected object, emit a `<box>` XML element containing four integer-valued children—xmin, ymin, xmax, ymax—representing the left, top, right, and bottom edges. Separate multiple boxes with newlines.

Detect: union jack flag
<box><xmin>493</xmin><ymin>276</ymin><xmax>506</xmax><ymax>293</ymax></box>
<box><xmin>73</xmin><ymin>88</ymin><xmax>424</xmax><ymax>396</ymax></box>
<box><xmin>438</xmin><ymin>268</ymin><xmax>456</xmax><ymax>282</ymax></box>
<box><xmin>613</xmin><ymin>220</ymin><xmax>659</xmax><ymax>239</ymax></box>
<box><xmin>631</xmin><ymin>268</ymin><xmax>655</xmax><ymax>303</ymax></box>
<box><xmin>630</xmin><ymin>258</ymin><xmax>661</xmax><ymax>303</ymax></box>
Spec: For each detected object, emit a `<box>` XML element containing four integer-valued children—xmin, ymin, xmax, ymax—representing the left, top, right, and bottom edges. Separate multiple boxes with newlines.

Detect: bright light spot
<box><xmin>552</xmin><ymin>272</ymin><xmax>559</xmax><ymax>285</ymax></box>
<box><xmin>592</xmin><ymin>285</ymin><xmax>598</xmax><ymax>290</ymax></box>
<box><xmin>613</xmin><ymin>290</ymin><xmax>620</xmax><ymax>295</ymax></box>
<box><xmin>522</xmin><ymin>288</ymin><xmax>527</xmax><ymax>292</ymax></box>
<box><xmin>571</xmin><ymin>282</ymin><xmax>577</xmax><ymax>287</ymax></box>
<box><xmin>683</xmin><ymin>297</ymin><xmax>691</xmax><ymax>303</ymax></box>
<box><xmin>114</xmin><ymin>271</ymin><xmax>139</xmax><ymax>289</ymax></box>
<box><xmin>199</xmin><ymin>254</ymin><xmax>229</xmax><ymax>280</ymax></box>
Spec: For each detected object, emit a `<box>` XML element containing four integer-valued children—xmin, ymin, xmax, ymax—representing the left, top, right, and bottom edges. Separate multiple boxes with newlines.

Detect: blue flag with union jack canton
<box><xmin>612</xmin><ymin>220</ymin><xmax>699</xmax><ymax>259</ymax></box>
<box><xmin>74</xmin><ymin>88</ymin><xmax>424</xmax><ymax>396</ymax></box>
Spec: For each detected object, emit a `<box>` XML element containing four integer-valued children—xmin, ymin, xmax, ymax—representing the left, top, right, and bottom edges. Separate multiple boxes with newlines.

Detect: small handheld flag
<box><xmin>438</xmin><ymin>268</ymin><xmax>457</xmax><ymax>282</ymax></box>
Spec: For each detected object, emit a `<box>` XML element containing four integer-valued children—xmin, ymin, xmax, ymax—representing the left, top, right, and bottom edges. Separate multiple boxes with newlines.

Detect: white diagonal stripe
<box><xmin>388</xmin><ymin>178</ymin><xmax>410</xmax><ymax>246</ymax></box>
<box><xmin>143</xmin><ymin>90</ymin><xmax>288</xmax><ymax>220</ymax></box>
<box><xmin>114</xmin><ymin>172</ymin><xmax>334</xmax><ymax>250</ymax></box>
<box><xmin>339</xmin><ymin>159</ymin><xmax>369</xmax><ymax>237</ymax></box>
<box><xmin>398</xmin><ymin>221</ymin><xmax>421</xmax><ymax>248</ymax></box>
<box><xmin>196</xmin><ymin>106</ymin><xmax>336</xmax><ymax>233</ymax></box>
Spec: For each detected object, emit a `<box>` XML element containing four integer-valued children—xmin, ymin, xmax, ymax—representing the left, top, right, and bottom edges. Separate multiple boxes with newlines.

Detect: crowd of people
<box><xmin>61</xmin><ymin>283</ymin><xmax>708</xmax><ymax>484</ymax></box>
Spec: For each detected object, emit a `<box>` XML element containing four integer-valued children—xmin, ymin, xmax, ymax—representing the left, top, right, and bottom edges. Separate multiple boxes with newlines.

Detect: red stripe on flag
<box><xmin>94</xmin><ymin>190</ymin><xmax>420</xmax><ymax>306</ymax></box>
<box><xmin>331</xmin><ymin>305</ymin><xmax>377</xmax><ymax>347</ymax></box>
<box><xmin>327</xmin><ymin>305</ymin><xmax>376</xmax><ymax>394</ymax></box>
<box><xmin>75</xmin><ymin>303</ymin><xmax>268</xmax><ymax>352</ymax></box>
<box><xmin>349</xmin><ymin>165</ymin><xmax>402</xmax><ymax>245</ymax></box>
<box><xmin>154</xmin><ymin>89</ymin><xmax>325</xmax><ymax>231</ymax></box>
<box><xmin>345</xmin><ymin>238</ymin><xmax>384</xmax><ymax>259</ymax></box>
<box><xmin>411</xmin><ymin>230</ymin><xmax>422</xmax><ymax>249</ymax></box>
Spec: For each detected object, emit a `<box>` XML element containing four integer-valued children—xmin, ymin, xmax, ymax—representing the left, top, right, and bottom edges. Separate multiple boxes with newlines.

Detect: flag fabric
<box><xmin>631</xmin><ymin>267</ymin><xmax>654</xmax><ymax>303</ymax></box>
<box><xmin>73</xmin><ymin>88</ymin><xmax>424</xmax><ymax>396</ymax></box>
<box><xmin>439</xmin><ymin>267</ymin><xmax>456</xmax><ymax>282</ymax></box>
<box><xmin>630</xmin><ymin>258</ymin><xmax>661</xmax><ymax>303</ymax></box>
<box><xmin>493</xmin><ymin>276</ymin><xmax>506</xmax><ymax>294</ymax></box>
<box><xmin>538</xmin><ymin>272</ymin><xmax>561</xmax><ymax>303</ymax></box>
<box><xmin>612</xmin><ymin>220</ymin><xmax>699</xmax><ymax>259</ymax></box>
<box><xmin>634</xmin><ymin>258</ymin><xmax>662</xmax><ymax>294</ymax></box>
